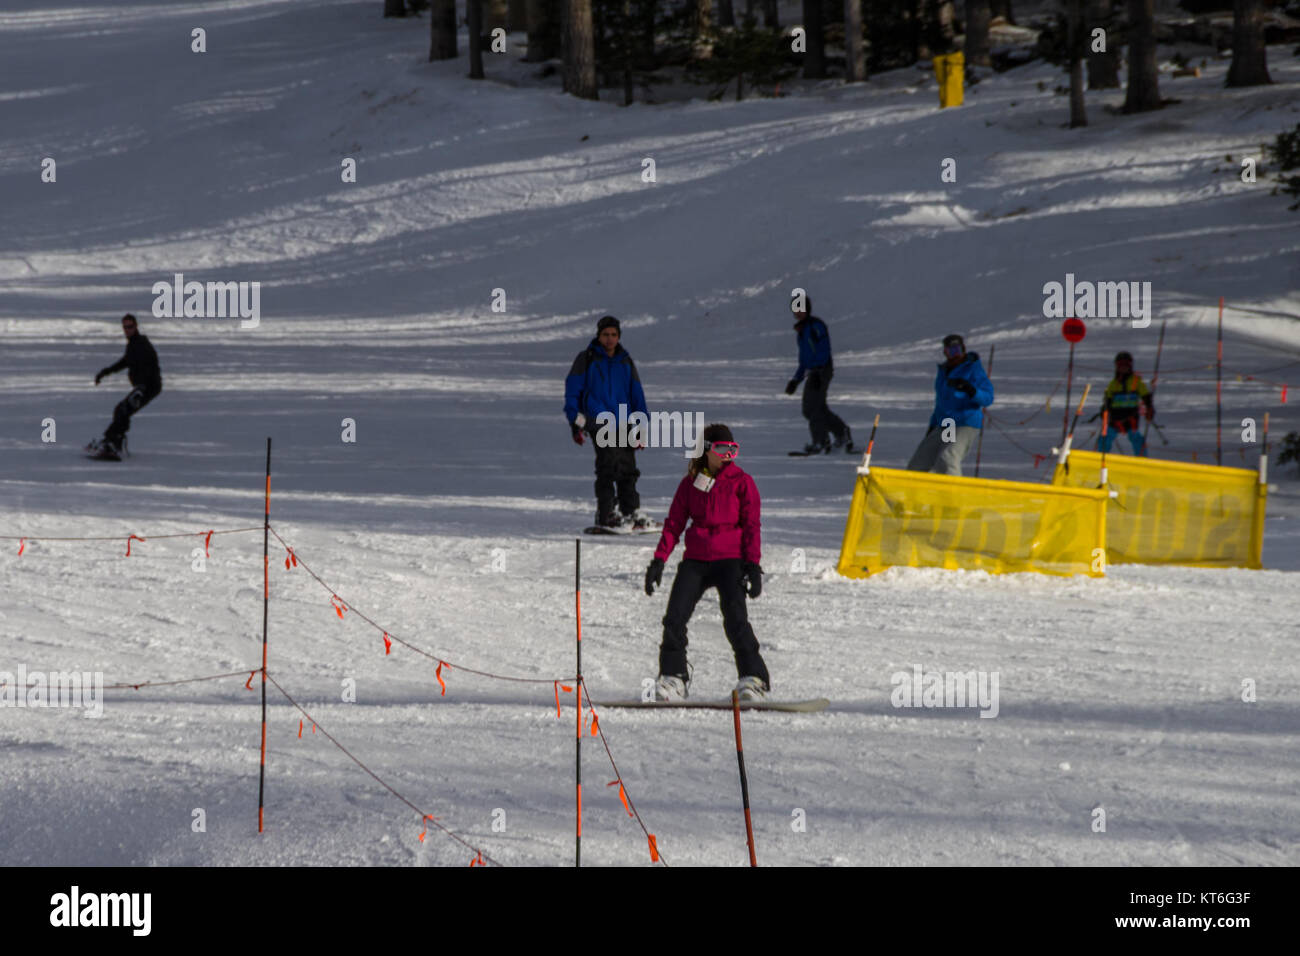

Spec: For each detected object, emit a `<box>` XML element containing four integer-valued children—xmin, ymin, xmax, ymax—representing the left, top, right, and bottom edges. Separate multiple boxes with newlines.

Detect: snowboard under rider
<box><xmin>905</xmin><ymin>333</ymin><xmax>994</xmax><ymax>475</ymax></box>
<box><xmin>784</xmin><ymin>296</ymin><xmax>852</xmax><ymax>455</ymax></box>
<box><xmin>643</xmin><ymin>423</ymin><xmax>770</xmax><ymax>702</ymax></box>
<box><xmin>91</xmin><ymin>313</ymin><xmax>163</xmax><ymax>457</ymax></box>
<box><xmin>563</xmin><ymin>315</ymin><xmax>653</xmax><ymax>530</ymax></box>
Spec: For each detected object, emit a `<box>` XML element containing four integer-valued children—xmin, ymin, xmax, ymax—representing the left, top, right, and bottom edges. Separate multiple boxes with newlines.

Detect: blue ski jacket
<box><xmin>791</xmin><ymin>317</ymin><xmax>832</xmax><ymax>382</ymax></box>
<box><xmin>564</xmin><ymin>339</ymin><xmax>649</xmax><ymax>425</ymax></box>
<box><xmin>928</xmin><ymin>352</ymin><xmax>994</xmax><ymax>429</ymax></box>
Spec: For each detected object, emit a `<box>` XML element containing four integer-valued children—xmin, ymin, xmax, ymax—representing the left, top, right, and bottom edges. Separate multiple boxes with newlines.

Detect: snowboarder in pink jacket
<box><xmin>644</xmin><ymin>424</ymin><xmax>769</xmax><ymax>702</ymax></box>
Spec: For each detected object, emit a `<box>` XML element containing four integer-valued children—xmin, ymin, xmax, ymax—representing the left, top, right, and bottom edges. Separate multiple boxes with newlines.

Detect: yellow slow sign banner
<box><xmin>837</xmin><ymin>467</ymin><xmax>1110</xmax><ymax>579</ymax></box>
<box><xmin>1051</xmin><ymin>451</ymin><xmax>1265</xmax><ymax>568</ymax></box>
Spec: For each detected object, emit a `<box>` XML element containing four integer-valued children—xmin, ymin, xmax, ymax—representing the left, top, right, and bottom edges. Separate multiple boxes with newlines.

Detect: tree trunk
<box><xmin>964</xmin><ymin>0</ymin><xmax>991</xmax><ymax>67</ymax></box>
<box><xmin>692</xmin><ymin>0</ymin><xmax>713</xmax><ymax>56</ymax></box>
<box><xmin>525</xmin><ymin>0</ymin><xmax>560</xmax><ymax>60</ymax></box>
<box><xmin>468</xmin><ymin>0</ymin><xmax>485</xmax><ymax>77</ymax></box>
<box><xmin>622</xmin><ymin>0</ymin><xmax>635</xmax><ymax>104</ymax></box>
<box><xmin>802</xmin><ymin>0</ymin><xmax>825</xmax><ymax>77</ymax></box>
<box><xmin>1226</xmin><ymin>0</ymin><xmax>1272</xmax><ymax>87</ymax></box>
<box><xmin>1085</xmin><ymin>0</ymin><xmax>1120</xmax><ymax>88</ymax></box>
<box><xmin>508</xmin><ymin>0</ymin><xmax>527</xmax><ymax>30</ymax></box>
<box><xmin>1068</xmin><ymin>0</ymin><xmax>1087</xmax><ymax>127</ymax></box>
<box><xmin>486</xmin><ymin>0</ymin><xmax>509</xmax><ymax>34</ymax></box>
<box><xmin>564</xmin><ymin>0</ymin><xmax>598</xmax><ymax>97</ymax></box>
<box><xmin>989</xmin><ymin>0</ymin><xmax>1013</xmax><ymax>24</ymax></box>
<box><xmin>384</xmin><ymin>0</ymin><xmax>406</xmax><ymax>16</ymax></box>
<box><xmin>763</xmin><ymin>0</ymin><xmax>778</xmax><ymax>29</ymax></box>
<box><xmin>642</xmin><ymin>0</ymin><xmax>657</xmax><ymax>65</ymax></box>
<box><xmin>719</xmin><ymin>0</ymin><xmax>735</xmax><ymax>28</ymax></box>
<box><xmin>936</xmin><ymin>0</ymin><xmax>956</xmax><ymax>52</ymax></box>
<box><xmin>429</xmin><ymin>0</ymin><xmax>458</xmax><ymax>59</ymax></box>
<box><xmin>913</xmin><ymin>0</ymin><xmax>930</xmax><ymax>61</ymax></box>
<box><xmin>1122</xmin><ymin>0</ymin><xmax>1160</xmax><ymax>113</ymax></box>
<box><xmin>845</xmin><ymin>0</ymin><xmax>866</xmax><ymax>81</ymax></box>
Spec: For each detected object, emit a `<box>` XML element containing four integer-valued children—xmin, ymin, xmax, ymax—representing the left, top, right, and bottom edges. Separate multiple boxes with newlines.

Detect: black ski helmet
<box><xmin>1114</xmin><ymin>351</ymin><xmax>1133</xmax><ymax>364</ymax></box>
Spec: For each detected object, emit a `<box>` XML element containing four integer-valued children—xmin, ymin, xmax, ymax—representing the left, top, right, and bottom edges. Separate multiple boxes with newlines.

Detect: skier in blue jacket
<box><xmin>906</xmin><ymin>333</ymin><xmax>994</xmax><ymax>475</ymax></box>
<box><xmin>784</xmin><ymin>297</ymin><xmax>851</xmax><ymax>454</ymax></box>
<box><xmin>564</xmin><ymin>315</ymin><xmax>653</xmax><ymax>529</ymax></box>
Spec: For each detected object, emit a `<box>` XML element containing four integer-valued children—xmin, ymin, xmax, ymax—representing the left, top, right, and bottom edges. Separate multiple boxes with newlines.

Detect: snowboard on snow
<box><xmin>788</xmin><ymin>444</ymin><xmax>855</xmax><ymax>457</ymax></box>
<box><xmin>582</xmin><ymin>519</ymin><xmax>660</xmax><ymax>536</ymax></box>
<box><xmin>594</xmin><ymin>697</ymin><xmax>830</xmax><ymax>713</ymax></box>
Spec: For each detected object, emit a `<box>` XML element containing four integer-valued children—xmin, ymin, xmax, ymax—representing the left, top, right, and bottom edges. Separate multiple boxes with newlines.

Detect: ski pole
<box><xmin>258</xmin><ymin>437</ymin><xmax>271</xmax><ymax>834</ymax></box>
<box><xmin>1062</xmin><ymin>340</ymin><xmax>1076</xmax><ymax>447</ymax></box>
<box><xmin>974</xmin><ymin>344</ymin><xmax>994</xmax><ymax>477</ymax></box>
<box><xmin>575</xmin><ymin>539</ymin><xmax>583</xmax><ymax>868</ymax></box>
<box><xmin>1100</xmin><ymin>409</ymin><xmax>1109</xmax><ymax>485</ymax></box>
<box><xmin>731</xmin><ymin>690</ymin><xmax>758</xmax><ymax>867</ymax></box>
<box><xmin>1143</xmin><ymin>319</ymin><xmax>1166</xmax><ymax>446</ymax></box>
<box><xmin>1057</xmin><ymin>383</ymin><xmax>1093</xmax><ymax>472</ymax></box>
<box><xmin>1216</xmin><ymin>297</ymin><xmax>1224</xmax><ymax>467</ymax></box>
<box><xmin>1150</xmin><ymin>420</ymin><xmax>1169</xmax><ymax>445</ymax></box>
<box><xmin>857</xmin><ymin>413</ymin><xmax>880</xmax><ymax>475</ymax></box>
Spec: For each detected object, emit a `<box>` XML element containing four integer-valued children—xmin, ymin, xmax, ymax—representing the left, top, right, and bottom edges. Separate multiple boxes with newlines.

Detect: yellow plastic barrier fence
<box><xmin>837</xmin><ymin>466</ymin><xmax>1110</xmax><ymax>579</ymax></box>
<box><xmin>1051</xmin><ymin>451</ymin><xmax>1266</xmax><ymax>568</ymax></box>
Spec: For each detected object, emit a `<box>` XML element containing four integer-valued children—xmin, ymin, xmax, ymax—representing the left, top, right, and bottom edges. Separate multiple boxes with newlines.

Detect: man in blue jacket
<box><xmin>564</xmin><ymin>315</ymin><xmax>652</xmax><ymax>529</ymax></box>
<box><xmin>784</xmin><ymin>297</ymin><xmax>851</xmax><ymax>454</ymax></box>
<box><xmin>906</xmin><ymin>333</ymin><xmax>994</xmax><ymax>475</ymax></box>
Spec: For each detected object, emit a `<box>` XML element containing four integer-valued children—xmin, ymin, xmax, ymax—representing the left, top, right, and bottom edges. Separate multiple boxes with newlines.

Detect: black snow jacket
<box><xmin>101</xmin><ymin>334</ymin><xmax>163</xmax><ymax>393</ymax></box>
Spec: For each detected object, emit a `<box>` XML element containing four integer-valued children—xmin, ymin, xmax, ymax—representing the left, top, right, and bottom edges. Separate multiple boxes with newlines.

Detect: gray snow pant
<box><xmin>906</xmin><ymin>424</ymin><xmax>980</xmax><ymax>476</ymax></box>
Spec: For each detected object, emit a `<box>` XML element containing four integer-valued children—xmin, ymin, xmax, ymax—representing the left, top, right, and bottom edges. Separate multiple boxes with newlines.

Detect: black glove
<box><xmin>742</xmin><ymin>561</ymin><xmax>763</xmax><ymax>599</ymax></box>
<box><xmin>785</xmin><ymin>379</ymin><xmax>799</xmax><ymax>395</ymax></box>
<box><xmin>94</xmin><ymin>369</ymin><xmax>107</xmax><ymax>385</ymax></box>
<box><xmin>949</xmin><ymin>377</ymin><xmax>976</xmax><ymax>397</ymax></box>
<box><xmin>644</xmin><ymin>558</ymin><xmax>664</xmax><ymax>596</ymax></box>
<box><xmin>570</xmin><ymin>422</ymin><xmax>585</xmax><ymax>445</ymax></box>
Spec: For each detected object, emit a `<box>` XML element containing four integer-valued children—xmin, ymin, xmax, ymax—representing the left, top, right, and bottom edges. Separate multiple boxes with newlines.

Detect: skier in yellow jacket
<box><xmin>1096</xmin><ymin>351</ymin><xmax>1154</xmax><ymax>456</ymax></box>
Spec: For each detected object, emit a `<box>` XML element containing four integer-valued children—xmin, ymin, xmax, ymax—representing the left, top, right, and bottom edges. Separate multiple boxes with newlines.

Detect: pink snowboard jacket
<box><xmin>653</xmin><ymin>463</ymin><xmax>761</xmax><ymax>565</ymax></box>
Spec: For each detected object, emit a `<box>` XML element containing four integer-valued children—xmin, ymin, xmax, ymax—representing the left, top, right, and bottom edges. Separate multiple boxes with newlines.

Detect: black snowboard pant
<box><xmin>589</xmin><ymin>425</ymin><xmax>640</xmax><ymax>518</ymax></box>
<box><xmin>105</xmin><ymin>383</ymin><xmax>161</xmax><ymax>446</ymax></box>
<box><xmin>802</xmin><ymin>367</ymin><xmax>848</xmax><ymax>446</ymax></box>
<box><xmin>659</xmin><ymin>558</ymin><xmax>770</xmax><ymax>689</ymax></box>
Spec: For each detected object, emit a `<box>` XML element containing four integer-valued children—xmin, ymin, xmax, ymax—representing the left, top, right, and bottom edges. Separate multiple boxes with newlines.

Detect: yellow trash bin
<box><xmin>933</xmin><ymin>51</ymin><xmax>964</xmax><ymax>108</ymax></box>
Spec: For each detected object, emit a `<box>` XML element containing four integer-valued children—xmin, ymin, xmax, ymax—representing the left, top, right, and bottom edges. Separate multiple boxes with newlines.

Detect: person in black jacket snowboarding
<box><xmin>88</xmin><ymin>314</ymin><xmax>162</xmax><ymax>459</ymax></box>
<box><xmin>784</xmin><ymin>297</ymin><xmax>851</xmax><ymax>455</ymax></box>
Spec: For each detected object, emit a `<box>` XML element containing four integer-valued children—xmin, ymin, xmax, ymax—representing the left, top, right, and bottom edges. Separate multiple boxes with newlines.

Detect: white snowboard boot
<box><xmin>653</xmin><ymin>675</ymin><xmax>688</xmax><ymax>702</ymax></box>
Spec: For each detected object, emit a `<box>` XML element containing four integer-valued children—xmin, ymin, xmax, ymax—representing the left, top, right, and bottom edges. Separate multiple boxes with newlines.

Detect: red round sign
<box><xmin>1062</xmin><ymin>318</ymin><xmax>1087</xmax><ymax>343</ymax></box>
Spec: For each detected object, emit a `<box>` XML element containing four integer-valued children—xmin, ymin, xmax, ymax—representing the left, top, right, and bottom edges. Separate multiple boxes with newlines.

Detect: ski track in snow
<box><xmin>2</xmin><ymin>0</ymin><xmax>1299</xmax><ymax>866</ymax></box>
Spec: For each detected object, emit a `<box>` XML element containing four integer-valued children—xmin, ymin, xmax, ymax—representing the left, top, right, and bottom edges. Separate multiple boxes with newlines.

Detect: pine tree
<box><xmin>802</xmin><ymin>0</ymin><xmax>825</xmax><ymax>77</ymax></box>
<box><xmin>565</xmin><ymin>0</ymin><xmax>599</xmax><ymax>97</ymax></box>
<box><xmin>1122</xmin><ymin>0</ymin><xmax>1160</xmax><ymax>113</ymax></box>
<box><xmin>845</xmin><ymin>0</ymin><xmax>867</xmax><ymax>80</ymax></box>
<box><xmin>1085</xmin><ymin>0</ymin><xmax>1120</xmax><ymax>89</ymax></box>
<box><xmin>1226</xmin><ymin>0</ymin><xmax>1272</xmax><ymax>87</ymax></box>
<box><xmin>429</xmin><ymin>0</ymin><xmax>458</xmax><ymax>59</ymax></box>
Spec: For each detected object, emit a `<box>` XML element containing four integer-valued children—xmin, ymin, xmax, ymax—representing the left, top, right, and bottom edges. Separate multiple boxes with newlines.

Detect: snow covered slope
<box><xmin>1</xmin><ymin>0</ymin><xmax>1298</xmax><ymax>866</ymax></box>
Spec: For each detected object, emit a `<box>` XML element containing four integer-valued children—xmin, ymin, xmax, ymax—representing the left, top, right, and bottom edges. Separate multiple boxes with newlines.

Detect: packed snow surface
<box><xmin>2</xmin><ymin>0</ymin><xmax>1298</xmax><ymax>865</ymax></box>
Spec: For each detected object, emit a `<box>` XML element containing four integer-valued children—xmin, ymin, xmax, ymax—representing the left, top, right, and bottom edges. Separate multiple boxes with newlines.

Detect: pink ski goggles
<box><xmin>703</xmin><ymin>440</ymin><xmax>739</xmax><ymax>461</ymax></box>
